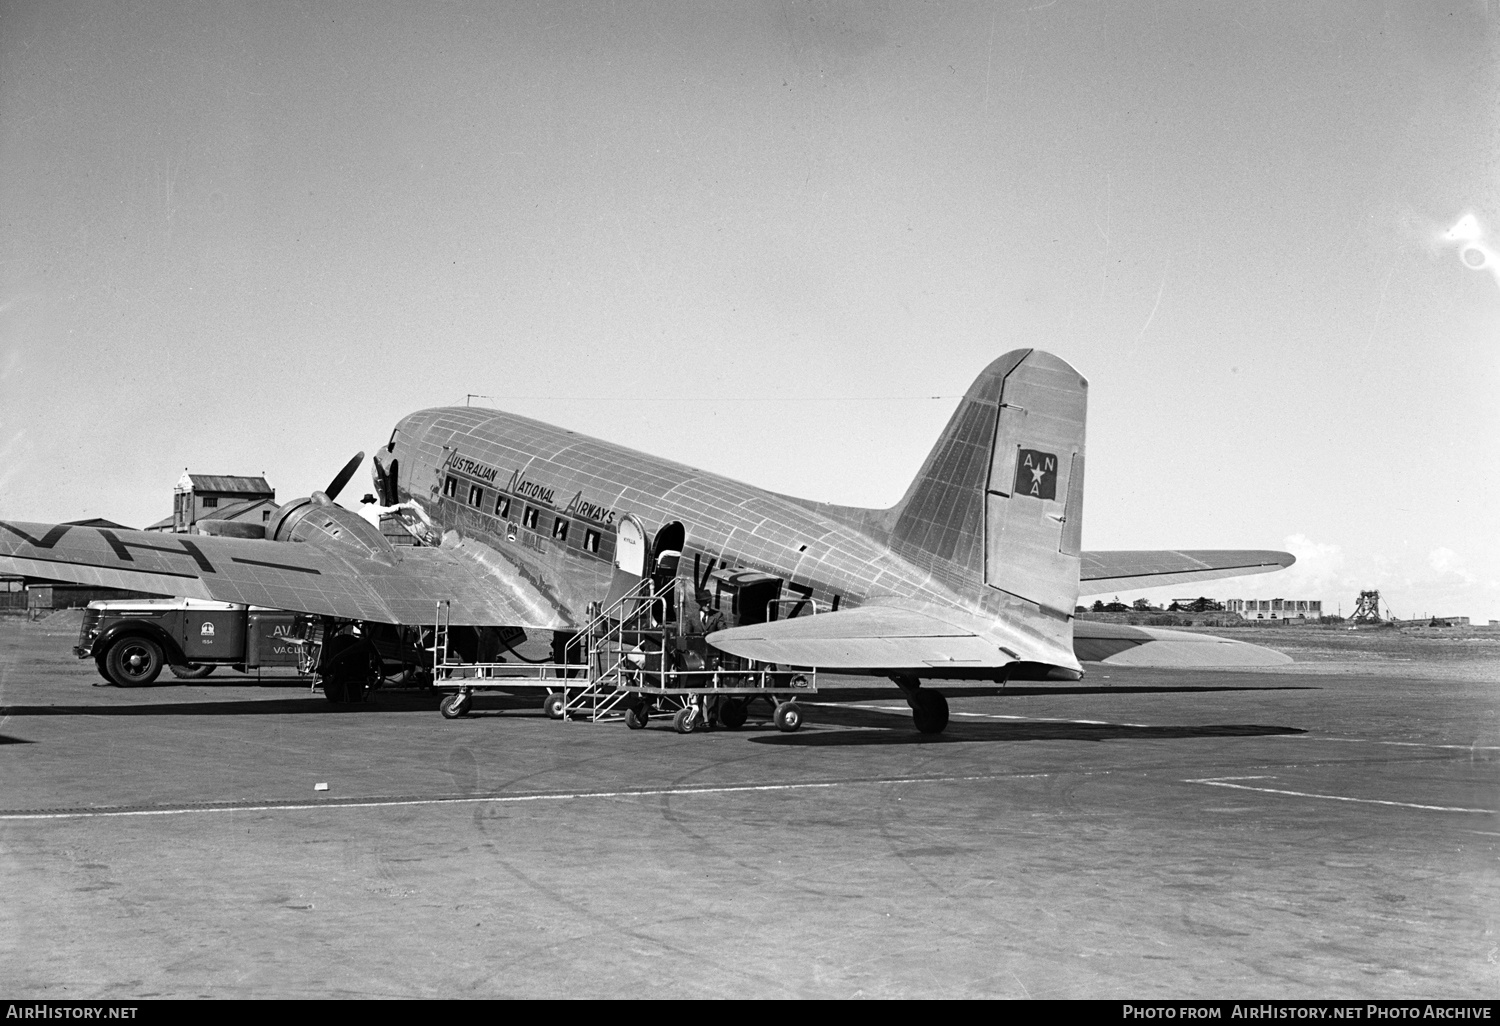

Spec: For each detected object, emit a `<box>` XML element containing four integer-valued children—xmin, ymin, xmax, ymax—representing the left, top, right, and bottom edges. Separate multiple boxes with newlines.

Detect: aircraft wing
<box><xmin>706</xmin><ymin>604</ymin><xmax>1075</xmax><ymax>674</ymax></box>
<box><xmin>1073</xmin><ymin>620</ymin><xmax>1291</xmax><ymax>666</ymax></box>
<box><xmin>1080</xmin><ymin>549</ymin><xmax>1294</xmax><ymax>595</ymax></box>
<box><xmin>0</xmin><ymin>520</ymin><xmax>568</xmax><ymax>628</ymax></box>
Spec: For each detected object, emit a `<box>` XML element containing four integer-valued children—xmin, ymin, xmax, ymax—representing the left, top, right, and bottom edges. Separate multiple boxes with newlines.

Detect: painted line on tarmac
<box><xmin>810</xmin><ymin>702</ymin><xmax>1152</xmax><ymax>728</ymax></box>
<box><xmin>0</xmin><ymin>772</ymin><xmax>1055</xmax><ymax>821</ymax></box>
<box><xmin>1187</xmin><ymin>776</ymin><xmax>1496</xmax><ymax>814</ymax></box>
<box><xmin>1288</xmin><ymin>736</ymin><xmax>1500</xmax><ymax>752</ymax></box>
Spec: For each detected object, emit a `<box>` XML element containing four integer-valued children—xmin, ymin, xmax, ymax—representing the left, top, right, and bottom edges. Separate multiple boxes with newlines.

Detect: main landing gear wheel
<box><xmin>542</xmin><ymin>692</ymin><xmax>566</xmax><ymax>719</ymax></box>
<box><xmin>718</xmin><ymin>699</ymin><xmax>748</xmax><ymax>730</ymax></box>
<box><xmin>624</xmin><ymin>705</ymin><xmax>650</xmax><ymax>730</ymax></box>
<box><xmin>672</xmin><ymin>706</ymin><xmax>700</xmax><ymax>734</ymax></box>
<box><xmin>320</xmin><ymin>634</ymin><xmax>379</xmax><ymax>705</ymax></box>
<box><xmin>440</xmin><ymin>692</ymin><xmax>471</xmax><ymax>719</ymax></box>
<box><xmin>104</xmin><ymin>635</ymin><xmax>164</xmax><ymax>688</ymax></box>
<box><xmin>772</xmin><ymin>701</ymin><xmax>803</xmax><ymax>733</ymax></box>
<box><xmin>910</xmin><ymin>690</ymin><xmax>949</xmax><ymax>735</ymax></box>
<box><xmin>169</xmin><ymin>663</ymin><xmax>215</xmax><ymax>680</ymax></box>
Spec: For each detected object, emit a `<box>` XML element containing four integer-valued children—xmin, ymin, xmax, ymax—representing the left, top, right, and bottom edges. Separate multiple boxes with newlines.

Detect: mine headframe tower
<box><xmin>1351</xmin><ymin>589</ymin><xmax>1384</xmax><ymax>624</ymax></box>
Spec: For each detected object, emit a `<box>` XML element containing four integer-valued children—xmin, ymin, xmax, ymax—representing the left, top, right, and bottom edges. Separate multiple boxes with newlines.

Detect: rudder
<box><xmin>890</xmin><ymin>349</ymin><xmax>1087</xmax><ymax>616</ymax></box>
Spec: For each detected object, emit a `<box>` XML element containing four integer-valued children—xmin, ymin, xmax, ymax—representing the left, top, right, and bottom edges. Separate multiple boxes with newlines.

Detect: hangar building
<box><xmin>145</xmin><ymin>473</ymin><xmax>277</xmax><ymax>534</ymax></box>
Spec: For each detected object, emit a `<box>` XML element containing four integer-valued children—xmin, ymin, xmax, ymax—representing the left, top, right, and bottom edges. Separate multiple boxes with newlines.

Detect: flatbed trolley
<box><xmin>427</xmin><ymin>601</ymin><xmax>595</xmax><ymax>720</ymax></box>
<box><xmin>610</xmin><ymin>665</ymin><xmax>815</xmax><ymax>734</ymax></box>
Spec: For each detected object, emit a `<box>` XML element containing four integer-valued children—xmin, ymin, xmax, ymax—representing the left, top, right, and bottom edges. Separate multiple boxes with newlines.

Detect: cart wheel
<box><xmin>439</xmin><ymin>693</ymin><xmax>471</xmax><ymax>719</ymax></box>
<box><xmin>672</xmin><ymin>706</ymin><xmax>698</xmax><ymax>734</ymax></box>
<box><xmin>718</xmin><ymin>699</ymin><xmax>748</xmax><ymax>730</ymax></box>
<box><xmin>773</xmin><ymin>701</ymin><xmax>803</xmax><ymax>733</ymax></box>
<box><xmin>624</xmin><ymin>705</ymin><xmax>649</xmax><ymax>730</ymax></box>
<box><xmin>542</xmin><ymin>692</ymin><xmax>566</xmax><ymax>719</ymax></box>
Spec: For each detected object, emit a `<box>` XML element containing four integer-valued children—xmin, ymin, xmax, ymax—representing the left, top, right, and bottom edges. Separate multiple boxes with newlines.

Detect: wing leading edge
<box><xmin>0</xmin><ymin>520</ymin><xmax>568</xmax><ymax>628</ymax></box>
<box><xmin>1080</xmin><ymin>549</ymin><xmax>1294</xmax><ymax>595</ymax></box>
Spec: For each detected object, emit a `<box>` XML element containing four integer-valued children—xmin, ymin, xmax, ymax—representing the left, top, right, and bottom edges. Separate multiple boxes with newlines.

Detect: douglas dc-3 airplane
<box><xmin>0</xmin><ymin>349</ymin><xmax>1293</xmax><ymax>733</ymax></box>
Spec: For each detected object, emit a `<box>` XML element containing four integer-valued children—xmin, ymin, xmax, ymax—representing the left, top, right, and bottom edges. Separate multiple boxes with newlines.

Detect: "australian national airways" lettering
<box><xmin>565</xmin><ymin>491</ymin><xmax>617</xmax><ymax>526</ymax></box>
<box><xmin>443</xmin><ymin>451</ymin><xmax>500</xmax><ymax>484</ymax></box>
<box><xmin>508</xmin><ymin>469</ymin><xmax>555</xmax><ymax>507</ymax></box>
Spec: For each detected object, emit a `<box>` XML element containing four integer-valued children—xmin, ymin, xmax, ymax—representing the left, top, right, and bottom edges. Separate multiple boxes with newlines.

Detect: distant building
<box><xmin>1225</xmin><ymin>598</ymin><xmax>1322</xmax><ymax>620</ymax></box>
<box><xmin>172</xmin><ymin>473</ymin><xmax>275</xmax><ymax>533</ymax></box>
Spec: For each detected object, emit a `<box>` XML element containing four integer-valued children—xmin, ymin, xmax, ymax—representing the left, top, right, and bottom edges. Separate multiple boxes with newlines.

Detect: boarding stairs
<box><xmin>431</xmin><ymin>578</ymin><xmax>817</xmax><ymax>733</ymax></box>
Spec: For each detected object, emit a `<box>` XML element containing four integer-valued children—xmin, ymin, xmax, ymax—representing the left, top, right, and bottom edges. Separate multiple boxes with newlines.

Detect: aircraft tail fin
<box><xmin>890</xmin><ymin>349</ymin><xmax>1087</xmax><ymax>616</ymax></box>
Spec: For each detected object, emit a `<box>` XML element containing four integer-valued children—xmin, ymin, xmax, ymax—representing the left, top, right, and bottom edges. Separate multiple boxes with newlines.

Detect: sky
<box><xmin>1</xmin><ymin>0</ymin><xmax>1497</xmax><ymax>621</ymax></box>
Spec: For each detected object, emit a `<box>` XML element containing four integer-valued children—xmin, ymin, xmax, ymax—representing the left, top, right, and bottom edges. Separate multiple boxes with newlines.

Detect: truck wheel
<box><xmin>95</xmin><ymin>654</ymin><xmax>113</xmax><ymax>683</ymax></box>
<box><xmin>105</xmin><ymin>636</ymin><xmax>164</xmax><ymax>688</ymax></box>
<box><xmin>168</xmin><ymin>664</ymin><xmax>215</xmax><ymax>680</ymax></box>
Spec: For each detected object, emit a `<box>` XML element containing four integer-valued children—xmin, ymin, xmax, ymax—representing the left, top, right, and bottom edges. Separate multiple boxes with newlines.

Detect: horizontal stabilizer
<box><xmin>708</xmin><ymin>604</ymin><xmax>1076</xmax><ymax>675</ymax></box>
<box><xmin>1080</xmin><ymin>549</ymin><xmax>1294</xmax><ymax>595</ymax></box>
<box><xmin>1073</xmin><ymin>621</ymin><xmax>1291</xmax><ymax>667</ymax></box>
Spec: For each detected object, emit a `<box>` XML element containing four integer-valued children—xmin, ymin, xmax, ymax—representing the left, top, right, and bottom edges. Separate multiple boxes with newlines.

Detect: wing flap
<box><xmin>1080</xmin><ymin>549</ymin><xmax>1294</xmax><ymax>594</ymax></box>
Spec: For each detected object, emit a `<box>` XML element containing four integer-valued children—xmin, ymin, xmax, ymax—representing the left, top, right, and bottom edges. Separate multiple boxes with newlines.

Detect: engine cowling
<box><xmin>265</xmin><ymin>495</ymin><xmax>398</xmax><ymax>564</ymax></box>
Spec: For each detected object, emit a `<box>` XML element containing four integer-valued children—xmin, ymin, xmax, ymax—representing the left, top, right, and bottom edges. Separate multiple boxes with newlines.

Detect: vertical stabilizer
<box><xmin>983</xmin><ymin>352</ymin><xmax>1086</xmax><ymax>615</ymax></box>
<box><xmin>890</xmin><ymin>350</ymin><xmax>1087</xmax><ymax>616</ymax></box>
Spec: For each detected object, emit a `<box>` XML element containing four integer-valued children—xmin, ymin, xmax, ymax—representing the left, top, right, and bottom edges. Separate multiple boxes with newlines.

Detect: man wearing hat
<box><xmin>694</xmin><ymin>590</ymin><xmax>726</xmax><ymax>636</ymax></box>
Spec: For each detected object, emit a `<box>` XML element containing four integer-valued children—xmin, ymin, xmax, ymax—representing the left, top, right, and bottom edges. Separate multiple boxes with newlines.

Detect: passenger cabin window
<box><xmin>468</xmin><ymin>484</ymin><xmax>484</xmax><ymax>508</ymax></box>
<box><xmin>495</xmin><ymin>495</ymin><xmax>511</xmax><ymax>518</ymax></box>
<box><xmin>583</xmin><ymin>528</ymin><xmax>601</xmax><ymax>554</ymax></box>
<box><xmin>523</xmin><ymin>506</ymin><xmax>539</xmax><ymax>530</ymax></box>
<box><xmin>443</xmin><ymin>476</ymin><xmax>458</xmax><ymax>498</ymax></box>
<box><xmin>552</xmin><ymin>517</ymin><xmax>569</xmax><ymax>541</ymax></box>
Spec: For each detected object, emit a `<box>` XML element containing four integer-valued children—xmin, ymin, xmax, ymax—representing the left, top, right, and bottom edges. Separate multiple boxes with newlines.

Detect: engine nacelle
<box><xmin>265</xmin><ymin>496</ymin><xmax>399</xmax><ymax>564</ymax></box>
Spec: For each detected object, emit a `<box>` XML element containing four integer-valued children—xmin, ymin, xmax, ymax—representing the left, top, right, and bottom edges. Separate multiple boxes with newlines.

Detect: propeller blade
<box><xmin>324</xmin><ymin>452</ymin><xmax>365</xmax><ymax>502</ymax></box>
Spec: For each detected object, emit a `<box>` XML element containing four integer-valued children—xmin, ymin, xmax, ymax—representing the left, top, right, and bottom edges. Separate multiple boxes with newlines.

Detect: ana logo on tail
<box><xmin>1014</xmin><ymin>449</ymin><xmax>1058</xmax><ymax>500</ymax></box>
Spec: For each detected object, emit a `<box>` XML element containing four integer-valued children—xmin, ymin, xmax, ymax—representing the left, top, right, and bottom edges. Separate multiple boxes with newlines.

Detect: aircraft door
<box><xmin>602</xmin><ymin>514</ymin><xmax>650</xmax><ymax>612</ymax></box>
<box><xmin>615</xmin><ymin>515</ymin><xmax>649</xmax><ymax>577</ymax></box>
<box><xmin>650</xmin><ymin>521</ymin><xmax>685</xmax><ymax>623</ymax></box>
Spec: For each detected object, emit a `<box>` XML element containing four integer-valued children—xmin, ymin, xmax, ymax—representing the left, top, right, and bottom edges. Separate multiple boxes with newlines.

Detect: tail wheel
<box><xmin>772</xmin><ymin>701</ymin><xmax>803</xmax><ymax>733</ymax></box>
<box><xmin>169</xmin><ymin>664</ymin><xmax>215</xmax><ymax>680</ymax></box>
<box><xmin>439</xmin><ymin>693</ymin><xmax>471</xmax><ymax>719</ymax></box>
<box><xmin>104</xmin><ymin>636</ymin><xmax>165</xmax><ymax>688</ymax></box>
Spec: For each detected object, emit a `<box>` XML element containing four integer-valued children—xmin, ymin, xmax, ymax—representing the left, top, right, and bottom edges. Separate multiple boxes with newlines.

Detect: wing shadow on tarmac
<box><xmin>0</xmin><ymin>692</ymin><xmax>471</xmax><ymax>717</ymax></box>
<box><xmin>811</xmin><ymin>684</ymin><xmax>1317</xmax><ymax>701</ymax></box>
<box><xmin>0</xmin><ymin>682</ymin><xmax>1316</xmax><ymax>720</ymax></box>
<box><xmin>751</xmin><ymin>703</ymin><xmax>1307</xmax><ymax>746</ymax></box>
